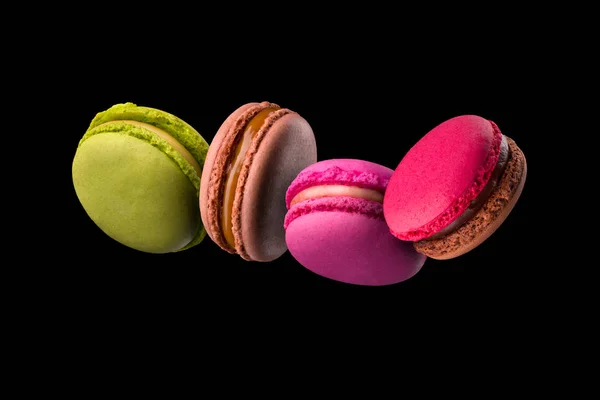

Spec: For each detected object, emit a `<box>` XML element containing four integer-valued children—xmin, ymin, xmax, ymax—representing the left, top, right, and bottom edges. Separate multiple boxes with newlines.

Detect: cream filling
<box><xmin>98</xmin><ymin>120</ymin><xmax>202</xmax><ymax>177</ymax></box>
<box><xmin>290</xmin><ymin>185</ymin><xmax>383</xmax><ymax>207</ymax></box>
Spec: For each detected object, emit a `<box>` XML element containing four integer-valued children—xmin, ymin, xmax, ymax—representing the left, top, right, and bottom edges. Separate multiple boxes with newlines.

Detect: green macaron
<box><xmin>72</xmin><ymin>102</ymin><xmax>209</xmax><ymax>253</ymax></box>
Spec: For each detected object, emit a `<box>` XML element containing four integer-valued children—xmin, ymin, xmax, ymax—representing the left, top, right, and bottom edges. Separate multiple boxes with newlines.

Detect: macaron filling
<box><xmin>285</xmin><ymin>184</ymin><xmax>386</xmax><ymax>229</ymax></box>
<box><xmin>426</xmin><ymin>135</ymin><xmax>510</xmax><ymax>240</ymax></box>
<box><xmin>285</xmin><ymin>166</ymin><xmax>390</xmax><ymax>208</ymax></box>
<box><xmin>290</xmin><ymin>185</ymin><xmax>383</xmax><ymax>207</ymax></box>
<box><xmin>98</xmin><ymin>120</ymin><xmax>202</xmax><ymax>177</ymax></box>
<box><xmin>221</xmin><ymin>107</ymin><xmax>280</xmax><ymax>248</ymax></box>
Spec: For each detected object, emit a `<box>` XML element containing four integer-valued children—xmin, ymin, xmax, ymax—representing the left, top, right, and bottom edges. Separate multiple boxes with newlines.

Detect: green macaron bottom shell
<box><xmin>73</xmin><ymin>131</ymin><xmax>205</xmax><ymax>253</ymax></box>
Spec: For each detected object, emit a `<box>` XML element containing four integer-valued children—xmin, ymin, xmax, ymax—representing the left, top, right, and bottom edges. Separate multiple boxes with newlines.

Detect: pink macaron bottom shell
<box><xmin>285</xmin><ymin>209</ymin><xmax>426</xmax><ymax>286</ymax></box>
<box><xmin>284</xmin><ymin>196</ymin><xmax>384</xmax><ymax>229</ymax></box>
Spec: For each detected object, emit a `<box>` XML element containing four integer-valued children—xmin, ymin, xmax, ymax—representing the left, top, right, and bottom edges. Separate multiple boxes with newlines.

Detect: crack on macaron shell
<box><xmin>231</xmin><ymin>108</ymin><xmax>293</xmax><ymax>261</ymax></box>
<box><xmin>284</xmin><ymin>196</ymin><xmax>385</xmax><ymax>229</ymax></box>
<box><xmin>285</xmin><ymin>166</ymin><xmax>390</xmax><ymax>209</ymax></box>
<box><xmin>413</xmin><ymin>136</ymin><xmax>525</xmax><ymax>259</ymax></box>
<box><xmin>87</xmin><ymin>102</ymin><xmax>209</xmax><ymax>173</ymax></box>
<box><xmin>389</xmin><ymin>120</ymin><xmax>503</xmax><ymax>241</ymax></box>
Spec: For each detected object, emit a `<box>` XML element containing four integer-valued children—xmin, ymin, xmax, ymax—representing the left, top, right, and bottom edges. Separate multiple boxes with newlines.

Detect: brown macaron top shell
<box><xmin>414</xmin><ymin>136</ymin><xmax>527</xmax><ymax>260</ymax></box>
<box><xmin>235</xmin><ymin>111</ymin><xmax>317</xmax><ymax>261</ymax></box>
<box><xmin>200</xmin><ymin>102</ymin><xmax>317</xmax><ymax>262</ymax></box>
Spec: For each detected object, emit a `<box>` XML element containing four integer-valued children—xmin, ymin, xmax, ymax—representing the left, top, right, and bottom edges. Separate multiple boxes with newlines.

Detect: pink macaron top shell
<box><xmin>383</xmin><ymin>115</ymin><xmax>503</xmax><ymax>241</ymax></box>
<box><xmin>285</xmin><ymin>158</ymin><xmax>392</xmax><ymax>208</ymax></box>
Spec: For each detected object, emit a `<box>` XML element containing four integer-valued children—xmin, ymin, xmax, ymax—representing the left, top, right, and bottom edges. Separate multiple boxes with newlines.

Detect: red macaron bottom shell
<box><xmin>285</xmin><ymin>210</ymin><xmax>426</xmax><ymax>286</ymax></box>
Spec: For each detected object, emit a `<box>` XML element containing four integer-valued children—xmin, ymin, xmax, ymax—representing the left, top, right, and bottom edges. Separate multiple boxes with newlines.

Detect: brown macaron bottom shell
<box><xmin>414</xmin><ymin>136</ymin><xmax>527</xmax><ymax>260</ymax></box>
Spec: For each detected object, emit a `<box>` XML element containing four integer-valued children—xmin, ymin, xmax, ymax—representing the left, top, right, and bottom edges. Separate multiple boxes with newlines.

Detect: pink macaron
<box><xmin>284</xmin><ymin>159</ymin><xmax>427</xmax><ymax>286</ymax></box>
<box><xmin>383</xmin><ymin>115</ymin><xmax>527</xmax><ymax>260</ymax></box>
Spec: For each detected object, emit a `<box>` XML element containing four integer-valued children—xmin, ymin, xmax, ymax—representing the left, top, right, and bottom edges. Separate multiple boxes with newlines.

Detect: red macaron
<box><xmin>383</xmin><ymin>115</ymin><xmax>526</xmax><ymax>260</ymax></box>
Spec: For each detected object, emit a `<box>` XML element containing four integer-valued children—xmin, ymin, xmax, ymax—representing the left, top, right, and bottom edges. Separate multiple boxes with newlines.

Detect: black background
<box><xmin>7</xmin><ymin>7</ymin><xmax>556</xmax><ymax>385</ymax></box>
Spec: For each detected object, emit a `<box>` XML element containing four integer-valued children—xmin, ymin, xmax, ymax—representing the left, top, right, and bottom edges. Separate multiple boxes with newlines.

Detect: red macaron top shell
<box><xmin>383</xmin><ymin>115</ymin><xmax>503</xmax><ymax>241</ymax></box>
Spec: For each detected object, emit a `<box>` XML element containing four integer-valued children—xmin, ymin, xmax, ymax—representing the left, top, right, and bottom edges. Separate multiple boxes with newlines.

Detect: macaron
<box><xmin>200</xmin><ymin>101</ymin><xmax>317</xmax><ymax>262</ymax></box>
<box><xmin>284</xmin><ymin>159</ymin><xmax>427</xmax><ymax>286</ymax></box>
<box><xmin>72</xmin><ymin>102</ymin><xmax>209</xmax><ymax>253</ymax></box>
<box><xmin>383</xmin><ymin>115</ymin><xmax>527</xmax><ymax>260</ymax></box>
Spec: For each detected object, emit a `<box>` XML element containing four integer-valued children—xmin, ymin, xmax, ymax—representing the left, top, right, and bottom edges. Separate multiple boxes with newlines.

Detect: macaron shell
<box><xmin>384</xmin><ymin>115</ymin><xmax>502</xmax><ymax>241</ymax></box>
<box><xmin>286</xmin><ymin>210</ymin><xmax>426</xmax><ymax>286</ymax></box>
<box><xmin>414</xmin><ymin>136</ymin><xmax>527</xmax><ymax>259</ymax></box>
<box><xmin>236</xmin><ymin>112</ymin><xmax>317</xmax><ymax>261</ymax></box>
<box><xmin>199</xmin><ymin>102</ymin><xmax>259</xmax><ymax>245</ymax></box>
<box><xmin>73</xmin><ymin>133</ymin><xmax>201</xmax><ymax>253</ymax></box>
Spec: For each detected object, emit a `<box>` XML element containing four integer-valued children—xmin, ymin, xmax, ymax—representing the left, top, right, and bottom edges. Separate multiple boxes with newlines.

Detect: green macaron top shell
<box><xmin>83</xmin><ymin>102</ymin><xmax>209</xmax><ymax>192</ymax></box>
<box><xmin>73</xmin><ymin>103</ymin><xmax>207</xmax><ymax>253</ymax></box>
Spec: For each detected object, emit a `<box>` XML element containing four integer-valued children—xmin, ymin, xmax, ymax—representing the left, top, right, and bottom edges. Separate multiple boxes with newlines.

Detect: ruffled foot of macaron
<box><xmin>200</xmin><ymin>101</ymin><xmax>317</xmax><ymax>262</ymax></box>
<box><xmin>383</xmin><ymin>115</ymin><xmax>527</xmax><ymax>260</ymax></box>
<box><xmin>284</xmin><ymin>159</ymin><xmax>427</xmax><ymax>286</ymax></box>
<box><xmin>72</xmin><ymin>103</ymin><xmax>209</xmax><ymax>253</ymax></box>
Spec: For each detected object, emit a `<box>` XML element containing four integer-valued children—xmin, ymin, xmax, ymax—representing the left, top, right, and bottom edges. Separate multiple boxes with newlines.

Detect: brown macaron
<box><xmin>200</xmin><ymin>102</ymin><xmax>317</xmax><ymax>262</ymax></box>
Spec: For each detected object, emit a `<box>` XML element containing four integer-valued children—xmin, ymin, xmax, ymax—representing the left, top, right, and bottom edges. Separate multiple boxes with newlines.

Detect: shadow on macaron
<box><xmin>72</xmin><ymin>102</ymin><xmax>209</xmax><ymax>253</ymax></box>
